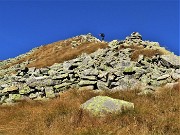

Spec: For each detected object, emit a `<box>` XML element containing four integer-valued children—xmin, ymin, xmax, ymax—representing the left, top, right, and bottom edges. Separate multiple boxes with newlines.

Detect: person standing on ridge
<box><xmin>99</xmin><ymin>33</ymin><xmax>105</xmax><ymax>41</ymax></box>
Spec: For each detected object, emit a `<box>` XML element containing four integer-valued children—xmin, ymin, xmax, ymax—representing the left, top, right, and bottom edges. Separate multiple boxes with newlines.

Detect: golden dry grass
<box><xmin>131</xmin><ymin>49</ymin><xmax>164</xmax><ymax>61</ymax></box>
<box><xmin>2</xmin><ymin>39</ymin><xmax>107</xmax><ymax>69</ymax></box>
<box><xmin>119</xmin><ymin>45</ymin><xmax>165</xmax><ymax>61</ymax></box>
<box><xmin>27</xmin><ymin>42</ymin><xmax>107</xmax><ymax>68</ymax></box>
<box><xmin>0</xmin><ymin>82</ymin><xmax>179</xmax><ymax>135</ymax></box>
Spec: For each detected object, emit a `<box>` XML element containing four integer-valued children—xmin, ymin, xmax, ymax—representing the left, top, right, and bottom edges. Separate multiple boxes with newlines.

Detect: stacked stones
<box><xmin>80</xmin><ymin>33</ymin><xmax>101</xmax><ymax>43</ymax></box>
<box><xmin>109</xmin><ymin>32</ymin><xmax>170</xmax><ymax>55</ymax></box>
<box><xmin>0</xmin><ymin>32</ymin><xmax>179</xmax><ymax>105</ymax></box>
<box><xmin>71</xmin><ymin>33</ymin><xmax>101</xmax><ymax>48</ymax></box>
<box><xmin>125</xmin><ymin>32</ymin><xmax>142</xmax><ymax>45</ymax></box>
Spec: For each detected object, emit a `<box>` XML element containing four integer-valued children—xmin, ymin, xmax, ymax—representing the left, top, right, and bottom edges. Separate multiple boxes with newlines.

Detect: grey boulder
<box><xmin>81</xmin><ymin>96</ymin><xmax>134</xmax><ymax>116</ymax></box>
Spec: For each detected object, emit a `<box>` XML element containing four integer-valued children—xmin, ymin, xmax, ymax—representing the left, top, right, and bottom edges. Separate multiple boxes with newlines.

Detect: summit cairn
<box><xmin>125</xmin><ymin>32</ymin><xmax>142</xmax><ymax>44</ymax></box>
<box><xmin>125</xmin><ymin>32</ymin><xmax>141</xmax><ymax>45</ymax></box>
<box><xmin>71</xmin><ymin>33</ymin><xmax>101</xmax><ymax>48</ymax></box>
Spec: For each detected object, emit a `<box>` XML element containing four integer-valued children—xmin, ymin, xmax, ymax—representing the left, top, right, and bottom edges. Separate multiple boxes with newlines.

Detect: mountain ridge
<box><xmin>0</xmin><ymin>32</ymin><xmax>179</xmax><ymax>105</ymax></box>
<box><xmin>0</xmin><ymin>32</ymin><xmax>179</xmax><ymax>135</ymax></box>
<box><xmin>0</xmin><ymin>32</ymin><xmax>175</xmax><ymax>76</ymax></box>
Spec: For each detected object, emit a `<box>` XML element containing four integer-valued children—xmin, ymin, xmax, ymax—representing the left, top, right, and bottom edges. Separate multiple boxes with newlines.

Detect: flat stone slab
<box><xmin>78</xmin><ymin>80</ymin><xmax>97</xmax><ymax>86</ymax></box>
<box><xmin>161</xmin><ymin>55</ymin><xmax>180</xmax><ymax>68</ymax></box>
<box><xmin>2</xmin><ymin>86</ymin><xmax>19</xmax><ymax>93</ymax></box>
<box><xmin>157</xmin><ymin>74</ymin><xmax>170</xmax><ymax>81</ymax></box>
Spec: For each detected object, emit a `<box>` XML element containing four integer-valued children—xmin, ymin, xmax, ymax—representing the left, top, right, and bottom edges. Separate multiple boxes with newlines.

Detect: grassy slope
<box><xmin>0</xmin><ymin>36</ymin><xmax>178</xmax><ymax>135</ymax></box>
<box><xmin>2</xmin><ymin>39</ymin><xmax>107</xmax><ymax>69</ymax></box>
<box><xmin>0</xmin><ymin>82</ymin><xmax>179</xmax><ymax>135</ymax></box>
<box><xmin>2</xmin><ymin>37</ymin><xmax>172</xmax><ymax>70</ymax></box>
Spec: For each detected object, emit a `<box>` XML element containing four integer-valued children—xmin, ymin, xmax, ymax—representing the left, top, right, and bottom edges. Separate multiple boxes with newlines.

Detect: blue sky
<box><xmin>0</xmin><ymin>0</ymin><xmax>179</xmax><ymax>60</ymax></box>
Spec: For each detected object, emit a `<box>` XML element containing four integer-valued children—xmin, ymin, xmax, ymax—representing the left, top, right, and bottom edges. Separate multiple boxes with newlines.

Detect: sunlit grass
<box><xmin>0</xmin><ymin>82</ymin><xmax>179</xmax><ymax>135</ymax></box>
<box><xmin>1</xmin><ymin>40</ymin><xmax>107</xmax><ymax>69</ymax></box>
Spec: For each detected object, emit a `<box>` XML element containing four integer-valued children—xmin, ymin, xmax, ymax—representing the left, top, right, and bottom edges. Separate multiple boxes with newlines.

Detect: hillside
<box><xmin>0</xmin><ymin>32</ymin><xmax>179</xmax><ymax>135</ymax></box>
<box><xmin>0</xmin><ymin>32</ymin><xmax>179</xmax><ymax>102</ymax></box>
<box><xmin>0</xmin><ymin>83</ymin><xmax>179</xmax><ymax>135</ymax></box>
<box><xmin>0</xmin><ymin>32</ymin><xmax>172</xmax><ymax>76</ymax></box>
<box><xmin>0</xmin><ymin>33</ymin><xmax>107</xmax><ymax>75</ymax></box>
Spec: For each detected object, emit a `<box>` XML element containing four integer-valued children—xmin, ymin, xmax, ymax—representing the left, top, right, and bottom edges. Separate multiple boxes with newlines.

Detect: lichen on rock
<box><xmin>81</xmin><ymin>96</ymin><xmax>134</xmax><ymax>116</ymax></box>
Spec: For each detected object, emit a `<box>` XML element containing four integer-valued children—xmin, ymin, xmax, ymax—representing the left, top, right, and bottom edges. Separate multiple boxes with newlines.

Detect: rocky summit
<box><xmin>0</xmin><ymin>32</ymin><xmax>179</xmax><ymax>105</ymax></box>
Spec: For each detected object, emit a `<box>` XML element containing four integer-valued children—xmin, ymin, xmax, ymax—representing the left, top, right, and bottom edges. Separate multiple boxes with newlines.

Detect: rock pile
<box><xmin>0</xmin><ymin>47</ymin><xmax>39</xmax><ymax>76</ymax></box>
<box><xmin>125</xmin><ymin>32</ymin><xmax>142</xmax><ymax>44</ymax></box>
<box><xmin>71</xmin><ymin>33</ymin><xmax>101</xmax><ymax>48</ymax></box>
<box><xmin>107</xmin><ymin>32</ymin><xmax>161</xmax><ymax>50</ymax></box>
<box><xmin>0</xmin><ymin>32</ymin><xmax>179</xmax><ymax>105</ymax></box>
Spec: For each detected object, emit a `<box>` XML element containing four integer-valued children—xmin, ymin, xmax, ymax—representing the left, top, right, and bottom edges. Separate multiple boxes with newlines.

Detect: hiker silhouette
<box><xmin>99</xmin><ymin>33</ymin><xmax>105</xmax><ymax>41</ymax></box>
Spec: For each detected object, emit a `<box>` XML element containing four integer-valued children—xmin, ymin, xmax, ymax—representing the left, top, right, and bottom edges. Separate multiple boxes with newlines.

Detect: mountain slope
<box><xmin>0</xmin><ymin>32</ymin><xmax>173</xmax><ymax>77</ymax></box>
<box><xmin>0</xmin><ymin>34</ymin><xmax>107</xmax><ymax>75</ymax></box>
<box><xmin>0</xmin><ymin>32</ymin><xmax>179</xmax><ymax>135</ymax></box>
<box><xmin>0</xmin><ymin>32</ymin><xmax>179</xmax><ymax>103</ymax></box>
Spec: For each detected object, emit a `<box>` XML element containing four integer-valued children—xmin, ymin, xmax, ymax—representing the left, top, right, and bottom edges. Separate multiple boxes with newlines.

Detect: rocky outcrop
<box><xmin>0</xmin><ymin>32</ymin><xmax>179</xmax><ymax>105</ymax></box>
<box><xmin>81</xmin><ymin>96</ymin><xmax>134</xmax><ymax>116</ymax></box>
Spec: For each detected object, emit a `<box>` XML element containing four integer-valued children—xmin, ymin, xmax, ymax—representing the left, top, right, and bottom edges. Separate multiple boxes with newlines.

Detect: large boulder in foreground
<box><xmin>81</xmin><ymin>96</ymin><xmax>134</xmax><ymax>116</ymax></box>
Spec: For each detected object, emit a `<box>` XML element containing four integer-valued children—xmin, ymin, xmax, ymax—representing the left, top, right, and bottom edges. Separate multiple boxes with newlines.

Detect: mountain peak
<box><xmin>0</xmin><ymin>32</ymin><xmax>175</xmax><ymax>75</ymax></box>
<box><xmin>0</xmin><ymin>32</ymin><xmax>179</xmax><ymax>105</ymax></box>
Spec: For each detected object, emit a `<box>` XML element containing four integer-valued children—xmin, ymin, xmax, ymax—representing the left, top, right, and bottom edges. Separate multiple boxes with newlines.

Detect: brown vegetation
<box><xmin>2</xmin><ymin>39</ymin><xmax>107</xmax><ymax>69</ymax></box>
<box><xmin>119</xmin><ymin>45</ymin><xmax>165</xmax><ymax>61</ymax></box>
<box><xmin>28</xmin><ymin>42</ymin><xmax>107</xmax><ymax>68</ymax></box>
<box><xmin>0</xmin><ymin>82</ymin><xmax>179</xmax><ymax>135</ymax></box>
<box><xmin>131</xmin><ymin>49</ymin><xmax>164</xmax><ymax>61</ymax></box>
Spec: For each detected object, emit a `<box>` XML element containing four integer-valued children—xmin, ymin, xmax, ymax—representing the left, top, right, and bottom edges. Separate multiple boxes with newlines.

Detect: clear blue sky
<box><xmin>0</xmin><ymin>0</ymin><xmax>179</xmax><ymax>60</ymax></box>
